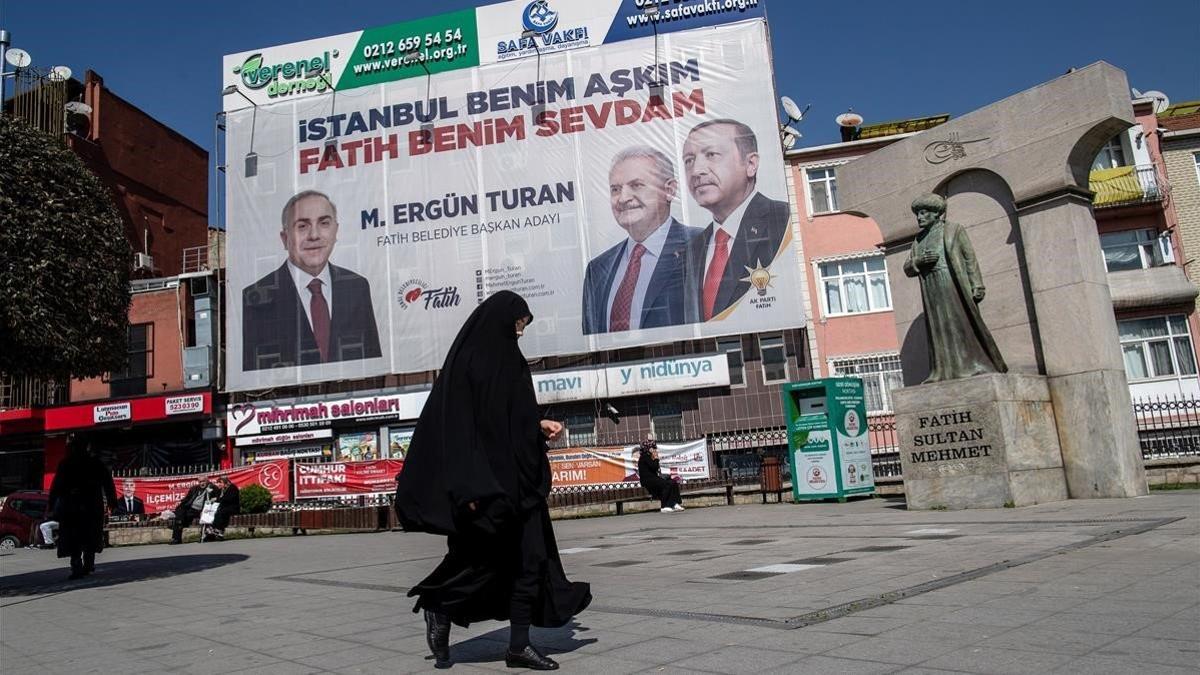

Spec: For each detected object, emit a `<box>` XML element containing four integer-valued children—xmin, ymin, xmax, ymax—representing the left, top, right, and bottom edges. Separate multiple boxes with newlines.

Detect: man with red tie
<box><xmin>242</xmin><ymin>190</ymin><xmax>381</xmax><ymax>370</ymax></box>
<box><xmin>582</xmin><ymin>146</ymin><xmax>701</xmax><ymax>334</ymax></box>
<box><xmin>681</xmin><ymin>119</ymin><xmax>791</xmax><ymax>322</ymax></box>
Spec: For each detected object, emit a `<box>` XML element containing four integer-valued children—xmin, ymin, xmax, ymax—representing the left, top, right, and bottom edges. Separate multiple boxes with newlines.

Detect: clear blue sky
<box><xmin>4</xmin><ymin>0</ymin><xmax>1197</xmax><ymax>218</ymax></box>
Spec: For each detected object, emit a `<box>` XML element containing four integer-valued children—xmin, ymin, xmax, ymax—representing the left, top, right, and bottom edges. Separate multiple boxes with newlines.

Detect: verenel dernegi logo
<box><xmin>232</xmin><ymin>49</ymin><xmax>340</xmax><ymax>99</ymax></box>
<box><xmin>398</xmin><ymin>279</ymin><xmax>461</xmax><ymax>310</ymax></box>
<box><xmin>500</xmin><ymin>0</ymin><xmax>589</xmax><ymax>58</ymax></box>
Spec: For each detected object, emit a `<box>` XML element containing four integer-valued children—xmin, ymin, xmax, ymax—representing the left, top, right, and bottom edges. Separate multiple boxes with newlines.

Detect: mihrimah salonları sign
<box><xmin>222</xmin><ymin>0</ymin><xmax>802</xmax><ymax>392</ymax></box>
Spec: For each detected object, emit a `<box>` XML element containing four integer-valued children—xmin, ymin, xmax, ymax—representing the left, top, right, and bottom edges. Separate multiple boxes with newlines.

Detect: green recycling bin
<box><xmin>780</xmin><ymin>378</ymin><xmax>875</xmax><ymax>502</ymax></box>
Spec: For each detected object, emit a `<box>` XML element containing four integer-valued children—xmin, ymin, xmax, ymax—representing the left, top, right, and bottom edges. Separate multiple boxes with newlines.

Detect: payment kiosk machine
<box><xmin>781</xmin><ymin>378</ymin><xmax>875</xmax><ymax>502</ymax></box>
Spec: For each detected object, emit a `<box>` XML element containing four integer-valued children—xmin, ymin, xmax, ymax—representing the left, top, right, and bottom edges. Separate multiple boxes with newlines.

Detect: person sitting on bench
<box><xmin>637</xmin><ymin>441</ymin><xmax>683</xmax><ymax>513</ymax></box>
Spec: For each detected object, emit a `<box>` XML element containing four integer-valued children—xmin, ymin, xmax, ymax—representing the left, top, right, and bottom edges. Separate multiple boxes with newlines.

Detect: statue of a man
<box><xmin>904</xmin><ymin>193</ymin><xmax>1007</xmax><ymax>382</ymax></box>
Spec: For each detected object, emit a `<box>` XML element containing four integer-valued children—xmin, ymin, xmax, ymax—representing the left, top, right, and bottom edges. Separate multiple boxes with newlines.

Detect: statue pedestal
<box><xmin>893</xmin><ymin>373</ymin><xmax>1068</xmax><ymax>510</ymax></box>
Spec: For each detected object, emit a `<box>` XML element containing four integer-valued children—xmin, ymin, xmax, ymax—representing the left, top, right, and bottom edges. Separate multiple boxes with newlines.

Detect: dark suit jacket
<box><xmin>684</xmin><ymin>192</ymin><xmax>790</xmax><ymax>322</ymax></box>
<box><xmin>582</xmin><ymin>219</ymin><xmax>701</xmax><ymax>334</ymax></box>
<box><xmin>112</xmin><ymin>495</ymin><xmax>145</xmax><ymax>516</ymax></box>
<box><xmin>242</xmin><ymin>263</ymin><xmax>382</xmax><ymax>371</ymax></box>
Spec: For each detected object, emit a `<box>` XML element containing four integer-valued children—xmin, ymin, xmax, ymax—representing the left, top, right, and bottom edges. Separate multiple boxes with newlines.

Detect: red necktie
<box><xmin>703</xmin><ymin>228</ymin><xmax>731</xmax><ymax>320</ymax></box>
<box><xmin>308</xmin><ymin>279</ymin><xmax>331</xmax><ymax>361</ymax></box>
<box><xmin>609</xmin><ymin>243</ymin><xmax>647</xmax><ymax>331</ymax></box>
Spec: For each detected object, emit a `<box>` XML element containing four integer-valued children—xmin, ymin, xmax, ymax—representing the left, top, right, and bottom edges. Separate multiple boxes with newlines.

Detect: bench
<box><xmin>614</xmin><ymin>480</ymin><xmax>734</xmax><ymax>515</ymax></box>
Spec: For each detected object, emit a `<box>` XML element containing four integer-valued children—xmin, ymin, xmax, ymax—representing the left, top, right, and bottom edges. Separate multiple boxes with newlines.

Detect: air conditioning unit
<box><xmin>133</xmin><ymin>252</ymin><xmax>155</xmax><ymax>270</ymax></box>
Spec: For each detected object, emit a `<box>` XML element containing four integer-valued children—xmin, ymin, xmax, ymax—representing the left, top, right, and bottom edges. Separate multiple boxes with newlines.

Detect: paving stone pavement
<box><xmin>1</xmin><ymin>492</ymin><xmax>1197</xmax><ymax>674</ymax></box>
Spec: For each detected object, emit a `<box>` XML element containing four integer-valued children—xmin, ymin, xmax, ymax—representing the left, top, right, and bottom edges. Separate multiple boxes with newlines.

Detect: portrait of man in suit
<box><xmin>242</xmin><ymin>190</ymin><xmax>382</xmax><ymax>371</ymax></box>
<box><xmin>582</xmin><ymin>146</ymin><xmax>701</xmax><ymax>334</ymax></box>
<box><xmin>681</xmin><ymin>119</ymin><xmax>791</xmax><ymax>321</ymax></box>
<box><xmin>113</xmin><ymin>478</ymin><xmax>145</xmax><ymax>517</ymax></box>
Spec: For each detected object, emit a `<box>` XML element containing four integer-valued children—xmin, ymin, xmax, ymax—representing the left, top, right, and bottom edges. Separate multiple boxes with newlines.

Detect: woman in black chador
<box><xmin>48</xmin><ymin>436</ymin><xmax>117</xmax><ymax>579</ymax></box>
<box><xmin>637</xmin><ymin>442</ymin><xmax>683</xmax><ymax>513</ymax></box>
<box><xmin>396</xmin><ymin>291</ymin><xmax>591</xmax><ymax>670</ymax></box>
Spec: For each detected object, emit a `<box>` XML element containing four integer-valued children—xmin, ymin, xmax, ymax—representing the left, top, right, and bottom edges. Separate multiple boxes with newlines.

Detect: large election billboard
<box><xmin>223</xmin><ymin>0</ymin><xmax>801</xmax><ymax>392</ymax></box>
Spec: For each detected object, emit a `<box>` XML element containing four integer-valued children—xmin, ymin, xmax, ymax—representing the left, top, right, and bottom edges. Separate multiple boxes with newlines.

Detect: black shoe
<box><xmin>424</xmin><ymin>610</ymin><xmax>450</xmax><ymax>667</ymax></box>
<box><xmin>68</xmin><ymin>569</ymin><xmax>85</xmax><ymax>580</ymax></box>
<box><xmin>168</xmin><ymin>539</ymin><xmax>182</xmax><ymax>545</ymax></box>
<box><xmin>505</xmin><ymin>645</ymin><xmax>558</xmax><ymax>670</ymax></box>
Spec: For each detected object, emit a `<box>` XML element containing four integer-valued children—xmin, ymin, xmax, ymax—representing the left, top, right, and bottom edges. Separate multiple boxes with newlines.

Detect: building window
<box><xmin>806</xmin><ymin>167</ymin><xmax>838</xmax><ymax>214</ymax></box>
<box><xmin>717</xmin><ymin>336</ymin><xmax>745</xmax><ymax>387</ymax></box>
<box><xmin>819</xmin><ymin>257</ymin><xmax>891</xmax><ymax>315</ymax></box>
<box><xmin>831</xmin><ymin>355</ymin><xmax>904</xmax><ymax>413</ymax></box>
<box><xmin>110</xmin><ymin>323</ymin><xmax>153</xmax><ymax>397</ymax></box>
<box><xmin>1092</xmin><ymin>136</ymin><xmax>1127</xmax><ymax>170</ymax></box>
<box><xmin>650</xmin><ymin>404</ymin><xmax>683</xmax><ymax>441</ymax></box>
<box><xmin>1100</xmin><ymin>229</ymin><xmax>1169</xmax><ymax>272</ymax></box>
<box><xmin>565</xmin><ymin>415</ymin><xmax>595</xmax><ymax>445</ymax></box>
<box><xmin>759</xmin><ymin>333</ymin><xmax>789</xmax><ymax>384</ymax></box>
<box><xmin>1118</xmin><ymin>315</ymin><xmax>1197</xmax><ymax>381</ymax></box>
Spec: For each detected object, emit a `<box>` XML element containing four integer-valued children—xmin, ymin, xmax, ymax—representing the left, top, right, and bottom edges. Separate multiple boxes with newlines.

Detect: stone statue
<box><xmin>903</xmin><ymin>193</ymin><xmax>1007</xmax><ymax>382</ymax></box>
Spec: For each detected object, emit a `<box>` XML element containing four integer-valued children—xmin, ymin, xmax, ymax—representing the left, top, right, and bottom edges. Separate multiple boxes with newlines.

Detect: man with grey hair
<box><xmin>582</xmin><ymin>146</ymin><xmax>701</xmax><ymax>334</ymax></box>
<box><xmin>242</xmin><ymin>189</ymin><xmax>381</xmax><ymax>370</ymax></box>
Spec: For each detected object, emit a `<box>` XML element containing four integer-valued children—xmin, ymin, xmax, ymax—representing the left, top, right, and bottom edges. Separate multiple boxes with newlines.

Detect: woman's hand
<box><xmin>540</xmin><ymin>419</ymin><xmax>564</xmax><ymax>441</ymax></box>
<box><xmin>467</xmin><ymin>501</ymin><xmax>477</xmax><ymax>512</ymax></box>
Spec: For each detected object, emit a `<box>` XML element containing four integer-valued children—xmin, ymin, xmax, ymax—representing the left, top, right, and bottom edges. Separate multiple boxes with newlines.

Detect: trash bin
<box><xmin>761</xmin><ymin>456</ymin><xmax>783</xmax><ymax>503</ymax></box>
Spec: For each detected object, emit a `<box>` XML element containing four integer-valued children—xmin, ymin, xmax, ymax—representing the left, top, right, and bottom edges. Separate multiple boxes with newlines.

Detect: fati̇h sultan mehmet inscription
<box><xmin>902</xmin><ymin>406</ymin><xmax>1003</xmax><ymax>481</ymax></box>
<box><xmin>903</xmin><ymin>193</ymin><xmax>1008</xmax><ymax>382</ymax></box>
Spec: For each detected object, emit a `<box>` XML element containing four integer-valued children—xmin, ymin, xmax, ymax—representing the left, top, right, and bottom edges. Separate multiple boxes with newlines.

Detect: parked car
<box><xmin>0</xmin><ymin>490</ymin><xmax>50</xmax><ymax>550</ymax></box>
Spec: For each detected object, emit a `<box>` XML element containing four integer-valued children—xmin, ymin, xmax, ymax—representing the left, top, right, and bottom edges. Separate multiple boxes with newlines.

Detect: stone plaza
<box><xmin>2</xmin><ymin>493</ymin><xmax>1196</xmax><ymax>674</ymax></box>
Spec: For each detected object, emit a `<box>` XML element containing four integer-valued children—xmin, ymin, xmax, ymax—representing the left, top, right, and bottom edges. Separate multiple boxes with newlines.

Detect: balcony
<box><xmin>1090</xmin><ymin>164</ymin><xmax>1168</xmax><ymax>209</ymax></box>
<box><xmin>1109</xmin><ymin>265</ymin><xmax>1200</xmax><ymax>310</ymax></box>
<box><xmin>0</xmin><ymin>374</ymin><xmax>67</xmax><ymax>410</ymax></box>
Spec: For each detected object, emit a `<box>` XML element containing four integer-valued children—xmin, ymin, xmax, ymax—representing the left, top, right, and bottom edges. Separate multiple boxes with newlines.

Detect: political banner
<box><xmin>113</xmin><ymin>459</ymin><xmax>291</xmax><ymax>516</ymax></box>
<box><xmin>295</xmin><ymin>459</ymin><xmax>405</xmax><ymax>499</ymax></box>
<box><xmin>548</xmin><ymin>438</ymin><xmax>709</xmax><ymax>489</ymax></box>
<box><xmin>224</xmin><ymin>9</ymin><xmax>800</xmax><ymax>392</ymax></box>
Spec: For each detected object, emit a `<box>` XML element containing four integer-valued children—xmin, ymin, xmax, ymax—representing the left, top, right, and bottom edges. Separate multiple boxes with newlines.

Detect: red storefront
<box><xmin>39</xmin><ymin>391</ymin><xmax>216</xmax><ymax>489</ymax></box>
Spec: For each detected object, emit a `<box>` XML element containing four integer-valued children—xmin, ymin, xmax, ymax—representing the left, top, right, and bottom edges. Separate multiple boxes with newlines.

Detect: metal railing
<box><xmin>0</xmin><ymin>374</ymin><xmax>68</xmax><ymax>410</ymax></box>
<box><xmin>113</xmin><ymin>464</ymin><xmax>219</xmax><ymax>478</ymax></box>
<box><xmin>1133</xmin><ymin>394</ymin><xmax>1200</xmax><ymax>459</ymax></box>
<box><xmin>1090</xmin><ymin>164</ymin><xmax>1169</xmax><ymax>209</ymax></box>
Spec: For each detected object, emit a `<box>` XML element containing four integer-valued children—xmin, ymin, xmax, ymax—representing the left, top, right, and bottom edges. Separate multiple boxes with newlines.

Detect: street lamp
<box><xmin>221</xmin><ymin>84</ymin><xmax>260</xmax><ymax>176</ymax></box>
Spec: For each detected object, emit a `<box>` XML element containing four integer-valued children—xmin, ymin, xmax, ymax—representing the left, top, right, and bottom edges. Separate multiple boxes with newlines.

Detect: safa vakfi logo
<box><xmin>522</xmin><ymin>0</ymin><xmax>559</xmax><ymax>33</ymax></box>
<box><xmin>499</xmin><ymin>0</ymin><xmax>589</xmax><ymax>57</ymax></box>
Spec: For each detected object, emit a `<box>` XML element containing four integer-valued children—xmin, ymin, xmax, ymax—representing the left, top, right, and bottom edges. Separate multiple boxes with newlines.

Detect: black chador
<box><xmin>395</xmin><ymin>291</ymin><xmax>590</xmax><ymax>669</ymax></box>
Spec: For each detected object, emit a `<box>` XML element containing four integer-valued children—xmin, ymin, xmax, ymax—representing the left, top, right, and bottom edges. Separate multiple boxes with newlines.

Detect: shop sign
<box><xmin>93</xmin><ymin>402</ymin><xmax>132</xmax><ymax>424</ymax></box>
<box><xmin>165</xmin><ymin>394</ymin><xmax>205</xmax><ymax>416</ymax></box>
<box><xmin>532</xmin><ymin>354</ymin><xmax>730</xmax><ymax>404</ymax></box>
<box><xmin>235</xmin><ymin>428</ymin><xmax>334</xmax><ymax>447</ymax></box>
<box><xmin>227</xmin><ymin>391</ymin><xmax>430</xmax><ymax>436</ymax></box>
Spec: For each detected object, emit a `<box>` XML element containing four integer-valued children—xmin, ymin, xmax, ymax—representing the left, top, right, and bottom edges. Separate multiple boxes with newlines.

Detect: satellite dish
<box><xmin>5</xmin><ymin>48</ymin><xmax>32</xmax><ymax>68</ymax></box>
<box><xmin>836</xmin><ymin>111</ymin><xmax>864</xmax><ymax>127</ymax></box>
<box><xmin>49</xmin><ymin>66</ymin><xmax>72</xmax><ymax>82</ymax></box>
<box><xmin>781</xmin><ymin>96</ymin><xmax>803</xmax><ymax>121</ymax></box>
<box><xmin>65</xmin><ymin>101</ymin><xmax>93</xmax><ymax>116</ymax></box>
<box><xmin>781</xmin><ymin>125</ymin><xmax>801</xmax><ymax>149</ymax></box>
<box><xmin>1141</xmin><ymin>90</ymin><xmax>1170</xmax><ymax>114</ymax></box>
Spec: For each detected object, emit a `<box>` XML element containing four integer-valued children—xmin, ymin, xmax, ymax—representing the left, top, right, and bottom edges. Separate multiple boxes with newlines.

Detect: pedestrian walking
<box><xmin>47</xmin><ymin>436</ymin><xmax>117</xmax><ymax>579</ymax></box>
<box><xmin>396</xmin><ymin>291</ymin><xmax>591</xmax><ymax>670</ymax></box>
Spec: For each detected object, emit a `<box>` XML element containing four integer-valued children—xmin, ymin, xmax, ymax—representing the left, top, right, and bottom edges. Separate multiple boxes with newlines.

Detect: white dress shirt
<box><xmin>605</xmin><ymin>216</ymin><xmax>673</xmax><ymax>330</ymax></box>
<box><xmin>288</xmin><ymin>261</ymin><xmax>334</xmax><ymax>332</ymax></box>
<box><xmin>703</xmin><ymin>190</ymin><xmax>759</xmax><ymax>273</ymax></box>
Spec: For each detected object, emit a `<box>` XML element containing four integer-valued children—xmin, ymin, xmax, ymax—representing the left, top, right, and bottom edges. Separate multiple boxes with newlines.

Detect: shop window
<box><xmin>806</xmin><ymin>167</ymin><xmax>838</xmax><ymax>214</ymax></box>
<box><xmin>110</xmin><ymin>323</ymin><xmax>153</xmax><ymax>397</ymax></box>
<box><xmin>1100</xmin><ymin>229</ymin><xmax>1171</xmax><ymax>272</ymax></box>
<box><xmin>565</xmin><ymin>415</ymin><xmax>595</xmax><ymax>445</ymax></box>
<box><xmin>650</xmin><ymin>404</ymin><xmax>683</xmax><ymax>441</ymax></box>
<box><xmin>830</xmin><ymin>354</ymin><xmax>904</xmax><ymax>413</ymax></box>
<box><xmin>1118</xmin><ymin>315</ymin><xmax>1197</xmax><ymax>381</ymax></box>
<box><xmin>819</xmin><ymin>257</ymin><xmax>891</xmax><ymax>316</ymax></box>
<box><xmin>759</xmin><ymin>333</ymin><xmax>789</xmax><ymax>384</ymax></box>
<box><xmin>717</xmin><ymin>336</ymin><xmax>745</xmax><ymax>387</ymax></box>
